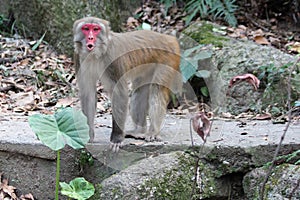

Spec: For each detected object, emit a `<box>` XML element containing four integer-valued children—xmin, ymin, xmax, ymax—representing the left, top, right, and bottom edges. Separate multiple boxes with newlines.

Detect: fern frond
<box><xmin>184</xmin><ymin>0</ymin><xmax>238</xmax><ymax>27</ymax></box>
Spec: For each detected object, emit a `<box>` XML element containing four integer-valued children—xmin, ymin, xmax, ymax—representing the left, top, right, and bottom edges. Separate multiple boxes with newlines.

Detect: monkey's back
<box><xmin>108</xmin><ymin>30</ymin><xmax>181</xmax><ymax>73</ymax></box>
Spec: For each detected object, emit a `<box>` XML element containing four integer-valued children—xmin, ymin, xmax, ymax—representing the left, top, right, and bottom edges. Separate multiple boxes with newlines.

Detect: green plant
<box><xmin>180</xmin><ymin>45</ymin><xmax>212</xmax><ymax>98</ymax></box>
<box><xmin>29</xmin><ymin>107</ymin><xmax>93</xmax><ymax>200</ymax></box>
<box><xmin>0</xmin><ymin>14</ymin><xmax>11</xmax><ymax>35</ymax></box>
<box><xmin>31</xmin><ymin>31</ymin><xmax>47</xmax><ymax>50</ymax></box>
<box><xmin>258</xmin><ymin>63</ymin><xmax>300</xmax><ymax>111</ymax></box>
<box><xmin>264</xmin><ymin>150</ymin><xmax>300</xmax><ymax>168</ymax></box>
<box><xmin>60</xmin><ymin>177</ymin><xmax>95</xmax><ymax>200</ymax></box>
<box><xmin>0</xmin><ymin>15</ymin><xmax>6</xmax><ymax>28</ymax></box>
<box><xmin>180</xmin><ymin>45</ymin><xmax>212</xmax><ymax>83</ymax></box>
<box><xmin>136</xmin><ymin>22</ymin><xmax>152</xmax><ymax>30</ymax></box>
<box><xmin>77</xmin><ymin>149</ymin><xmax>94</xmax><ymax>172</ymax></box>
<box><xmin>185</xmin><ymin>0</ymin><xmax>238</xmax><ymax>26</ymax></box>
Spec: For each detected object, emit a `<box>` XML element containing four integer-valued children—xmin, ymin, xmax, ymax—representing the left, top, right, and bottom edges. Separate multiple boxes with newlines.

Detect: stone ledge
<box><xmin>0</xmin><ymin>114</ymin><xmax>299</xmax><ymax>199</ymax></box>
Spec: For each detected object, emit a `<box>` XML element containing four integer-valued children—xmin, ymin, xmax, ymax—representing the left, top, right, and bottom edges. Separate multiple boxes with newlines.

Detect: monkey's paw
<box><xmin>110</xmin><ymin>142</ymin><xmax>123</xmax><ymax>152</ymax></box>
<box><xmin>145</xmin><ymin>135</ymin><xmax>162</xmax><ymax>142</ymax></box>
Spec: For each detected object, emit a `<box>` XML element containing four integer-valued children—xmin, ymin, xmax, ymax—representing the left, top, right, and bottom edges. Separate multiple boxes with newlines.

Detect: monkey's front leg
<box><xmin>110</xmin><ymin>80</ymin><xmax>129</xmax><ymax>152</ymax></box>
<box><xmin>80</xmin><ymin>91</ymin><xmax>96</xmax><ymax>142</ymax></box>
<box><xmin>78</xmin><ymin>70</ymin><xmax>98</xmax><ymax>143</ymax></box>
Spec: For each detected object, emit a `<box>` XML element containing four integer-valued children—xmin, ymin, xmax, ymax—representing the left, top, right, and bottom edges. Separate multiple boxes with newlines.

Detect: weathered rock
<box><xmin>94</xmin><ymin>144</ymin><xmax>300</xmax><ymax>199</ymax></box>
<box><xmin>243</xmin><ymin>164</ymin><xmax>300</xmax><ymax>200</ymax></box>
<box><xmin>1</xmin><ymin>113</ymin><xmax>300</xmax><ymax>199</ymax></box>
<box><xmin>99</xmin><ymin>152</ymin><xmax>181</xmax><ymax>199</ymax></box>
<box><xmin>181</xmin><ymin>21</ymin><xmax>298</xmax><ymax>114</ymax></box>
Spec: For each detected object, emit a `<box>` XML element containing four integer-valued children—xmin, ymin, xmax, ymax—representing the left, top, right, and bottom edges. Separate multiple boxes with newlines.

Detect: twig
<box><xmin>260</xmin><ymin>56</ymin><xmax>300</xmax><ymax>200</ymax></box>
<box><xmin>190</xmin><ymin>118</ymin><xmax>194</xmax><ymax>147</ymax></box>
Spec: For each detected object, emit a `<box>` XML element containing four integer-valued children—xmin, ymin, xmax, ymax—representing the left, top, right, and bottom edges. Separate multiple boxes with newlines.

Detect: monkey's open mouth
<box><xmin>86</xmin><ymin>43</ymin><xmax>95</xmax><ymax>51</ymax></box>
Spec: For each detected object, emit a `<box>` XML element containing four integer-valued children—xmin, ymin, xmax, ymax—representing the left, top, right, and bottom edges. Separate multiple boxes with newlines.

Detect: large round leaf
<box><xmin>29</xmin><ymin>107</ymin><xmax>90</xmax><ymax>151</ymax></box>
<box><xmin>60</xmin><ymin>177</ymin><xmax>95</xmax><ymax>200</ymax></box>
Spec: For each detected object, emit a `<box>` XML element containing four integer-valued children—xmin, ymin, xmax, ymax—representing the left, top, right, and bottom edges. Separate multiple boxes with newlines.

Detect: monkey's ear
<box><xmin>73</xmin><ymin>21</ymin><xmax>85</xmax><ymax>42</ymax></box>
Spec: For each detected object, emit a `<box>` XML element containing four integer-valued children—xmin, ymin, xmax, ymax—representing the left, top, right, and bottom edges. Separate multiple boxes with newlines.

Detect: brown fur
<box><xmin>73</xmin><ymin>17</ymin><xmax>181</xmax><ymax>151</ymax></box>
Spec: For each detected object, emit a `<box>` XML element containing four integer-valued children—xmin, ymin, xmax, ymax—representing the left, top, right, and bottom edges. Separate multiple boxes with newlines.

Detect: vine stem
<box><xmin>260</xmin><ymin>56</ymin><xmax>300</xmax><ymax>200</ymax></box>
<box><xmin>55</xmin><ymin>150</ymin><xmax>61</xmax><ymax>200</ymax></box>
<box><xmin>190</xmin><ymin>114</ymin><xmax>214</xmax><ymax>199</ymax></box>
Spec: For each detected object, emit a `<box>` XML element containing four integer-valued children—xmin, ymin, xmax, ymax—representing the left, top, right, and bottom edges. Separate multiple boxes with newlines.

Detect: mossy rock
<box><xmin>243</xmin><ymin>164</ymin><xmax>300</xmax><ymax>199</ymax></box>
<box><xmin>183</xmin><ymin>21</ymin><xmax>228</xmax><ymax>47</ymax></box>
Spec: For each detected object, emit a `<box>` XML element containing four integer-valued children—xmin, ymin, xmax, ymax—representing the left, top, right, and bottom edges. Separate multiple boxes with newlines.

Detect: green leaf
<box><xmin>29</xmin><ymin>107</ymin><xmax>90</xmax><ymax>151</ymax></box>
<box><xmin>180</xmin><ymin>47</ymin><xmax>212</xmax><ymax>82</ymax></box>
<box><xmin>142</xmin><ymin>22</ymin><xmax>151</xmax><ymax>30</ymax></box>
<box><xmin>180</xmin><ymin>58</ymin><xmax>197</xmax><ymax>82</ymax></box>
<box><xmin>271</xmin><ymin>106</ymin><xmax>281</xmax><ymax>115</ymax></box>
<box><xmin>183</xmin><ymin>45</ymin><xmax>203</xmax><ymax>57</ymax></box>
<box><xmin>200</xmin><ymin>86</ymin><xmax>209</xmax><ymax>97</ymax></box>
<box><xmin>194</xmin><ymin>70</ymin><xmax>211</xmax><ymax>78</ymax></box>
<box><xmin>60</xmin><ymin>177</ymin><xmax>95</xmax><ymax>200</ymax></box>
<box><xmin>193</xmin><ymin>50</ymin><xmax>212</xmax><ymax>60</ymax></box>
<box><xmin>32</xmin><ymin>31</ymin><xmax>47</xmax><ymax>51</ymax></box>
<box><xmin>295</xmin><ymin>101</ymin><xmax>300</xmax><ymax>107</ymax></box>
<box><xmin>185</xmin><ymin>6</ymin><xmax>199</xmax><ymax>25</ymax></box>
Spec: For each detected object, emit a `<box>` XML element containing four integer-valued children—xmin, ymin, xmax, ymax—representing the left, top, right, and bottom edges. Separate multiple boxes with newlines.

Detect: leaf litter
<box><xmin>0</xmin><ymin>173</ymin><xmax>34</xmax><ymax>200</ymax></box>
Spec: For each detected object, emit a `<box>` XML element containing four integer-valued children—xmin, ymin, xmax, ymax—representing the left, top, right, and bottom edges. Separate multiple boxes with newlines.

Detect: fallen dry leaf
<box><xmin>0</xmin><ymin>175</ymin><xmax>17</xmax><ymax>199</ymax></box>
<box><xmin>0</xmin><ymin>173</ymin><xmax>35</xmax><ymax>199</ymax></box>
<box><xmin>126</xmin><ymin>17</ymin><xmax>139</xmax><ymax>28</ymax></box>
<box><xmin>10</xmin><ymin>91</ymin><xmax>34</xmax><ymax>107</ymax></box>
<box><xmin>20</xmin><ymin>193</ymin><xmax>35</xmax><ymax>200</ymax></box>
<box><xmin>55</xmin><ymin>97</ymin><xmax>77</xmax><ymax>108</ymax></box>
<box><xmin>253</xmin><ymin>28</ymin><xmax>264</xmax><ymax>36</ymax></box>
<box><xmin>229</xmin><ymin>73</ymin><xmax>260</xmax><ymax>90</ymax></box>
<box><xmin>97</xmin><ymin>102</ymin><xmax>106</xmax><ymax>112</ymax></box>
<box><xmin>191</xmin><ymin>112</ymin><xmax>212</xmax><ymax>142</ymax></box>
<box><xmin>290</xmin><ymin>42</ymin><xmax>300</xmax><ymax>53</ymax></box>
<box><xmin>254</xmin><ymin>35</ymin><xmax>270</xmax><ymax>45</ymax></box>
<box><xmin>221</xmin><ymin>112</ymin><xmax>234</xmax><ymax>118</ymax></box>
<box><xmin>255</xmin><ymin>113</ymin><xmax>272</xmax><ymax>120</ymax></box>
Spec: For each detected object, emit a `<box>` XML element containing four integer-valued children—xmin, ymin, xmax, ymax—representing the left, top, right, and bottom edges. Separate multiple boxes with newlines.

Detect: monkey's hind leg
<box><xmin>147</xmin><ymin>85</ymin><xmax>169</xmax><ymax>142</ymax></box>
<box><xmin>127</xmin><ymin>84</ymin><xmax>149</xmax><ymax>139</ymax></box>
<box><xmin>130</xmin><ymin>84</ymin><xmax>150</xmax><ymax>132</ymax></box>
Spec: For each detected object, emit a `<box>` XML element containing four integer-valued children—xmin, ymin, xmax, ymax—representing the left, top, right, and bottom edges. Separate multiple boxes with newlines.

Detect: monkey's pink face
<box><xmin>81</xmin><ymin>23</ymin><xmax>102</xmax><ymax>51</ymax></box>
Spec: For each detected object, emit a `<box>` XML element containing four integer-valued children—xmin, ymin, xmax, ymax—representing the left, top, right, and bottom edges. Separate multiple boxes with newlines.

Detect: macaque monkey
<box><xmin>73</xmin><ymin>17</ymin><xmax>181</xmax><ymax>151</ymax></box>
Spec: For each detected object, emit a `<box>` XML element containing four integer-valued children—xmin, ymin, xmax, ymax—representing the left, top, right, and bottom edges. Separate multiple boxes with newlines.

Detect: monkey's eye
<box><xmin>93</xmin><ymin>27</ymin><xmax>100</xmax><ymax>31</ymax></box>
<box><xmin>82</xmin><ymin>26</ymin><xmax>89</xmax><ymax>31</ymax></box>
